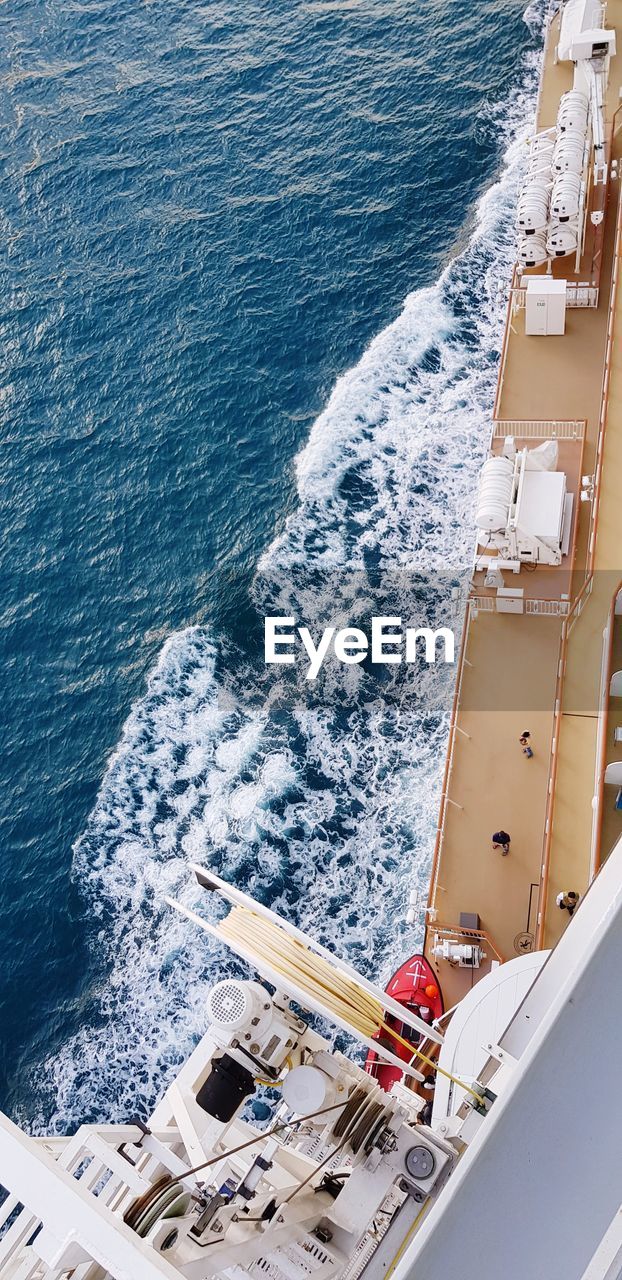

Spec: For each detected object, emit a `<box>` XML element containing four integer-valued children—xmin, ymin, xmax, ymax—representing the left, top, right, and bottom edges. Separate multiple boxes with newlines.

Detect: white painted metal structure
<box><xmin>431</xmin><ymin>952</ymin><xmax>547</xmax><ymax>1122</ymax></box>
<box><xmin>475</xmin><ymin>438</ymin><xmax>572</xmax><ymax>567</ymax></box>
<box><xmin>394</xmin><ymin>835</ymin><xmax>622</xmax><ymax>1280</ymax></box>
<box><xmin>557</xmin><ymin>0</ymin><xmax>616</xmax><ymax>68</ymax></box>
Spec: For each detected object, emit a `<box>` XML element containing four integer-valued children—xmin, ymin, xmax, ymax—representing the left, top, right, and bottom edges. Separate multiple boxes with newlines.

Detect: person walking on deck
<box><xmin>519</xmin><ymin>730</ymin><xmax>533</xmax><ymax>758</ymax></box>
<box><xmin>557</xmin><ymin>890</ymin><xmax>579</xmax><ymax>916</ymax></box>
<box><xmin>492</xmin><ymin>830</ymin><xmax>511</xmax><ymax>855</ymax></box>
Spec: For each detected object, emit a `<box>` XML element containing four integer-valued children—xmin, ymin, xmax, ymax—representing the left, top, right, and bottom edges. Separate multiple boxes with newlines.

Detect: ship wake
<box><xmin>34</xmin><ymin>15</ymin><xmax>543</xmax><ymax>1129</ymax></box>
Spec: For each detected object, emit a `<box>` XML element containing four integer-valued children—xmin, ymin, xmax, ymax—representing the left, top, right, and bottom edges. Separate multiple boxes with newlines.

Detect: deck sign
<box><xmin>264</xmin><ymin>616</ymin><xmax>455</xmax><ymax>680</ymax></box>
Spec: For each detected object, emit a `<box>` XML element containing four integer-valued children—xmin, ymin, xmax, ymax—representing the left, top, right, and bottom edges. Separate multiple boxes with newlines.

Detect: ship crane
<box><xmin>0</xmin><ymin>871</ymin><xmax>492</xmax><ymax>1280</ymax></box>
<box><xmin>2</xmin><ymin>848</ymin><xmax>622</xmax><ymax>1280</ymax></box>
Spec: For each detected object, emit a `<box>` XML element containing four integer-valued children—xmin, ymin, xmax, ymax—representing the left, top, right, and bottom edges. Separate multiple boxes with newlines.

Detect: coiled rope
<box><xmin>217</xmin><ymin>907</ymin><xmax>484</xmax><ymax>1104</ymax></box>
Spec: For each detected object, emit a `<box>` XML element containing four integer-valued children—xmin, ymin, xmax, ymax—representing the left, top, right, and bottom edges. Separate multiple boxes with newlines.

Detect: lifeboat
<box><xmin>551</xmin><ymin>171</ymin><xmax>581</xmax><ymax>221</ymax></box>
<box><xmin>557</xmin><ymin>89</ymin><xmax>589</xmax><ymax>133</ymax></box>
<box><xmin>553</xmin><ymin>129</ymin><xmax>586</xmax><ymax>174</ymax></box>
<box><xmin>547</xmin><ymin>221</ymin><xmax>578</xmax><ymax>257</ymax></box>
<box><xmin>365</xmin><ymin>954</ymin><xmax>444</xmax><ymax>1092</ymax></box>
<box><xmin>517</xmin><ymin>231</ymin><xmax>549</xmax><ymax>267</ymax></box>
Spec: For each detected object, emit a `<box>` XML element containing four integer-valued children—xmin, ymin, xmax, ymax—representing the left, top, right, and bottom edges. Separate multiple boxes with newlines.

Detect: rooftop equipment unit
<box><xmin>525</xmin><ymin>277</ymin><xmax>567</xmax><ymax>334</ymax></box>
<box><xmin>517</xmin><ymin>187</ymin><xmax>550</xmax><ymax>233</ymax></box>
<box><xmin>552</xmin><ymin>129</ymin><xmax>586</xmax><ymax>173</ymax></box>
<box><xmin>476</xmin><ymin>456</ymin><xmax>514</xmax><ymax>535</ymax></box>
<box><xmin>557</xmin><ymin>0</ymin><xmax>615</xmax><ymax>62</ymax></box>
<box><xmin>432</xmin><ymin>938</ymin><xmax>485</xmax><ymax>969</ymax></box>
<box><xmin>475</xmin><ymin>439</ymin><xmax>572</xmax><ymax>566</ymax></box>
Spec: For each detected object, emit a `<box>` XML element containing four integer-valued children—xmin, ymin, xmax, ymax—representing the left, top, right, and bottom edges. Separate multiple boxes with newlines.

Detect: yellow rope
<box><xmin>216</xmin><ymin>907</ymin><xmax>484</xmax><ymax>1105</ymax></box>
<box><xmin>383</xmin><ymin>1201</ymin><xmax>431</xmax><ymax>1279</ymax></box>
<box><xmin>385</xmin><ymin>1024</ymin><xmax>484</xmax><ymax>1104</ymax></box>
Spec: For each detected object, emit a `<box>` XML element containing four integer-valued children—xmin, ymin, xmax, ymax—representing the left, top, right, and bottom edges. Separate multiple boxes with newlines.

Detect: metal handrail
<box><xmin>510</xmin><ymin>284</ymin><xmax>599</xmax><ymax>309</ymax></box>
<box><xmin>427</xmin><ymin>609</ymin><xmax>472</xmax><ymax>915</ymax></box>
<box><xmin>492</xmin><ymin>419</ymin><xmax>585</xmax><ymax>440</ymax></box>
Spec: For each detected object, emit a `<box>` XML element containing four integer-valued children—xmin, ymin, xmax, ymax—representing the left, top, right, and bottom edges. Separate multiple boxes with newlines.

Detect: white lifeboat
<box><xmin>475</xmin><ymin>455</ymin><xmax>514</xmax><ymax>540</ymax></box>
<box><xmin>517</xmin><ymin>231</ymin><xmax>549</xmax><ymax>267</ymax></box>
<box><xmin>517</xmin><ymin>189</ymin><xmax>550</xmax><ymax>233</ymax></box>
<box><xmin>557</xmin><ymin>89</ymin><xmax>589</xmax><ymax>133</ymax></box>
<box><xmin>553</xmin><ymin>129</ymin><xmax>586</xmax><ymax>174</ymax></box>
<box><xmin>551</xmin><ymin>172</ymin><xmax>581</xmax><ymax>221</ymax></box>
<box><xmin>547</xmin><ymin>221</ymin><xmax>578</xmax><ymax>257</ymax></box>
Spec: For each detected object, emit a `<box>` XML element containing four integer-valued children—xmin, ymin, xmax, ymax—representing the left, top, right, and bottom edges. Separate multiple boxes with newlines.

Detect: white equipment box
<box><xmin>525</xmin><ymin>276</ymin><xmax>567</xmax><ymax>336</ymax></box>
<box><xmin>516</xmin><ymin>470</ymin><xmax>566</xmax><ymax>551</ymax></box>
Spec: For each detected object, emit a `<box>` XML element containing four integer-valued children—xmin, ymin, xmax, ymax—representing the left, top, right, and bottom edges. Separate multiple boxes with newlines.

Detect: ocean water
<box><xmin>0</xmin><ymin>0</ymin><xmax>542</xmax><ymax>1126</ymax></box>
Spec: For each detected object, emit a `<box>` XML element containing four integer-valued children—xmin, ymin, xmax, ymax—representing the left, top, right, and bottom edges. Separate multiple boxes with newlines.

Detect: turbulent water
<box><xmin>0</xmin><ymin>0</ymin><xmax>543</xmax><ymax>1127</ymax></box>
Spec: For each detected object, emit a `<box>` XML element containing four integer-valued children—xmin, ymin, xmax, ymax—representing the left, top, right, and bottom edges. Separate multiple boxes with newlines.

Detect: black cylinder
<box><xmin>196</xmin><ymin>1054</ymin><xmax>255</xmax><ymax>1122</ymax></box>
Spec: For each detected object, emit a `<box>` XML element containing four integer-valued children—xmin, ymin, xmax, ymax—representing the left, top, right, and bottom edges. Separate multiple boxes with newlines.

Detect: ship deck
<box><xmin>424</xmin><ymin>3</ymin><xmax>622</xmax><ymax>1011</ymax></box>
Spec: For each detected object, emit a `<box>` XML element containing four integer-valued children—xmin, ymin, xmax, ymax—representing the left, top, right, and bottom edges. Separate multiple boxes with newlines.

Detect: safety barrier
<box><xmin>427</xmin><ymin>612</ymin><xmax>472</xmax><ymax>915</ymax></box>
<box><xmin>469</xmin><ymin>597</ymin><xmax>570</xmax><ymax>616</ymax></box>
<box><xmin>525</xmin><ymin>598</ymin><xmax>571</xmax><ymax>616</ymax></box>
<box><xmin>510</xmin><ymin>284</ymin><xmax>599</xmax><ymax>310</ymax></box>
<box><xmin>492</xmin><ymin>419</ymin><xmax>585</xmax><ymax>440</ymax></box>
<box><xmin>468</xmin><ymin>596</ymin><xmax>494</xmax><ymax>614</ymax></box>
<box><xmin>589</xmin><ymin>589</ymin><xmax>618</xmax><ymax>880</ymax></box>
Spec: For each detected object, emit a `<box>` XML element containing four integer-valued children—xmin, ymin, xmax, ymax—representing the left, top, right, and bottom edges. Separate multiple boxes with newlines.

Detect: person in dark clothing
<box><xmin>492</xmin><ymin>830</ymin><xmax>511</xmax><ymax>855</ymax></box>
<box><xmin>557</xmin><ymin>890</ymin><xmax>579</xmax><ymax>915</ymax></box>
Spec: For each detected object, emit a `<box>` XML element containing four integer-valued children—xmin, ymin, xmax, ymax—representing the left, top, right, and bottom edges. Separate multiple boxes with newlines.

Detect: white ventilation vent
<box><xmin>207</xmin><ymin>980</ymin><xmax>254</xmax><ymax>1030</ymax></box>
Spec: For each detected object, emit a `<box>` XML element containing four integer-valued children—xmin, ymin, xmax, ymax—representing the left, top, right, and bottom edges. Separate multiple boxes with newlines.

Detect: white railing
<box><xmin>470</xmin><ymin>597</ymin><xmax>570</xmax><ymax>617</ymax></box>
<box><xmin>492</xmin><ymin>419</ymin><xmax>585</xmax><ymax>440</ymax></box>
<box><xmin>525</xmin><ymin>598</ymin><xmax>571</xmax><ymax>616</ymax></box>
<box><xmin>511</xmin><ymin>284</ymin><xmax>599</xmax><ymax>310</ymax></box>
<box><xmin>588</xmin><ymin>177</ymin><xmax>622</xmax><ymax>567</ymax></box>
<box><xmin>428</xmin><ymin>610</ymin><xmax>473</xmax><ymax>912</ymax></box>
<box><xmin>469</xmin><ymin>596</ymin><xmax>495</xmax><ymax>614</ymax></box>
<box><xmin>0</xmin><ymin>1118</ymin><xmax>178</xmax><ymax>1279</ymax></box>
<box><xmin>567</xmin><ymin>574</ymin><xmax>594</xmax><ymax>636</ymax></box>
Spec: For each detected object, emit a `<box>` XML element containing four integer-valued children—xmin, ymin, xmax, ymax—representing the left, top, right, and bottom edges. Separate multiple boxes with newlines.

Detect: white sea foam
<box><xmin>32</xmin><ymin>18</ymin><xmax>543</xmax><ymax>1130</ymax></box>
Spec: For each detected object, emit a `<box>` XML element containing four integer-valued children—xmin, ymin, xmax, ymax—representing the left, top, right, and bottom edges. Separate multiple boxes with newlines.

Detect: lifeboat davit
<box><xmin>365</xmin><ymin>954</ymin><xmax>444</xmax><ymax>1092</ymax></box>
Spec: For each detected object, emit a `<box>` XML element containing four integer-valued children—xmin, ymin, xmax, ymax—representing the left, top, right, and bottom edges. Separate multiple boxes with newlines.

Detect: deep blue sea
<box><xmin>0</xmin><ymin>0</ymin><xmax>541</xmax><ymax>1127</ymax></box>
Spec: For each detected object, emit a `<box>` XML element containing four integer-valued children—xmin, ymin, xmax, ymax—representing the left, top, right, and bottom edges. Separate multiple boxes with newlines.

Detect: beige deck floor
<box><xmin>425</xmin><ymin>2</ymin><xmax>622</xmax><ymax>995</ymax></box>
<box><xmin>428</xmin><ymin>614</ymin><xmax>561</xmax><ymax>1010</ymax></box>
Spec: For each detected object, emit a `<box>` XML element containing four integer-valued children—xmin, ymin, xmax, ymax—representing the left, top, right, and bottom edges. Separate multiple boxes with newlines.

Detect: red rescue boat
<box><xmin>365</xmin><ymin>954</ymin><xmax>444</xmax><ymax>1092</ymax></box>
